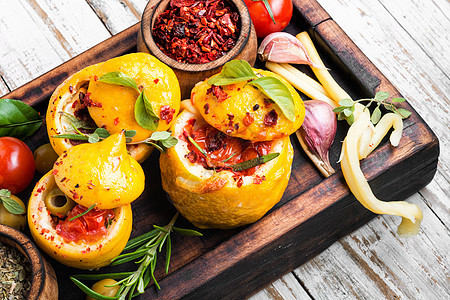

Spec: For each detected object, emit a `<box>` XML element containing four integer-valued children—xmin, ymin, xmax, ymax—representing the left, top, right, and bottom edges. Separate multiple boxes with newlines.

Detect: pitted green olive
<box><xmin>44</xmin><ymin>187</ymin><xmax>76</xmax><ymax>217</ymax></box>
<box><xmin>86</xmin><ymin>279</ymin><xmax>120</xmax><ymax>300</ymax></box>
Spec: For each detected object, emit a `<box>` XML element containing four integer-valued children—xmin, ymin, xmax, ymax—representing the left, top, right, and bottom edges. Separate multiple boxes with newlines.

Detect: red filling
<box><xmin>56</xmin><ymin>204</ymin><xmax>115</xmax><ymax>243</ymax></box>
<box><xmin>183</xmin><ymin>120</ymin><xmax>272</xmax><ymax>176</ymax></box>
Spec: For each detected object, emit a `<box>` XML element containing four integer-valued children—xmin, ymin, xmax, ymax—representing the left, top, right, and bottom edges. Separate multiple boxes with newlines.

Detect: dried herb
<box><xmin>70</xmin><ymin>213</ymin><xmax>202</xmax><ymax>299</ymax></box>
<box><xmin>153</xmin><ymin>0</ymin><xmax>239</xmax><ymax>64</ymax></box>
<box><xmin>0</xmin><ymin>189</ymin><xmax>24</xmax><ymax>215</ymax></box>
<box><xmin>208</xmin><ymin>60</ymin><xmax>295</xmax><ymax>121</ymax></box>
<box><xmin>0</xmin><ymin>99</ymin><xmax>42</xmax><ymax>140</ymax></box>
<box><xmin>0</xmin><ymin>242</ymin><xmax>32</xmax><ymax>299</ymax></box>
<box><xmin>333</xmin><ymin>91</ymin><xmax>412</xmax><ymax>125</ymax></box>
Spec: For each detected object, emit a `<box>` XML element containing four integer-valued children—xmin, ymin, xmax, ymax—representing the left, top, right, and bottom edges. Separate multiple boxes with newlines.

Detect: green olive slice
<box><xmin>44</xmin><ymin>187</ymin><xmax>76</xmax><ymax>217</ymax></box>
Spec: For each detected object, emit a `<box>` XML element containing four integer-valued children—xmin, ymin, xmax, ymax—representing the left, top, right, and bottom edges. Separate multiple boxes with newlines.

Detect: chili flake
<box><xmin>153</xmin><ymin>0</ymin><xmax>240</xmax><ymax>64</ymax></box>
<box><xmin>160</xmin><ymin>105</ymin><xmax>176</xmax><ymax>124</ymax></box>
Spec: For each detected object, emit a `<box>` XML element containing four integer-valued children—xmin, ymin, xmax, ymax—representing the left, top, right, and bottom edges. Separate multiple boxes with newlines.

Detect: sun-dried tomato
<box><xmin>153</xmin><ymin>0</ymin><xmax>239</xmax><ymax>64</ymax></box>
<box><xmin>264</xmin><ymin>109</ymin><xmax>278</xmax><ymax>126</ymax></box>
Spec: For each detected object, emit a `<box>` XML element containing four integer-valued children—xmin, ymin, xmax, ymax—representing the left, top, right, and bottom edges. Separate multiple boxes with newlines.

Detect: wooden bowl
<box><xmin>0</xmin><ymin>224</ymin><xmax>58</xmax><ymax>300</ymax></box>
<box><xmin>138</xmin><ymin>0</ymin><xmax>257</xmax><ymax>99</ymax></box>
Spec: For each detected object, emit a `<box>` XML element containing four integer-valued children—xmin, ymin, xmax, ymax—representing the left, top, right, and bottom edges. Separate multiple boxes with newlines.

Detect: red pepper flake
<box><xmin>154</xmin><ymin>78</ymin><xmax>159</xmax><ymax>84</ymax></box>
<box><xmin>243</xmin><ymin>112</ymin><xmax>254</xmax><ymax>126</ymax></box>
<box><xmin>264</xmin><ymin>109</ymin><xmax>278</xmax><ymax>126</ymax></box>
<box><xmin>53</xmin><ymin>169</ymin><xmax>58</xmax><ymax>175</ymax></box>
<box><xmin>252</xmin><ymin>104</ymin><xmax>260</xmax><ymax>111</ymax></box>
<box><xmin>69</xmin><ymin>86</ymin><xmax>73</xmax><ymax>93</ymax></box>
<box><xmin>72</xmin><ymin>100</ymin><xmax>78</xmax><ymax>109</ymax></box>
<box><xmin>253</xmin><ymin>176</ymin><xmax>263</xmax><ymax>184</ymax></box>
<box><xmin>153</xmin><ymin>0</ymin><xmax>239</xmax><ymax>64</ymax></box>
<box><xmin>234</xmin><ymin>123</ymin><xmax>239</xmax><ymax>130</ymax></box>
<box><xmin>160</xmin><ymin>105</ymin><xmax>176</xmax><ymax>124</ymax></box>
<box><xmin>212</xmin><ymin>85</ymin><xmax>228</xmax><ymax>102</ymax></box>
<box><xmin>185</xmin><ymin>150</ymin><xmax>198</xmax><ymax>163</ymax></box>
<box><xmin>82</xmin><ymin>92</ymin><xmax>102</xmax><ymax>108</ymax></box>
<box><xmin>204</xmin><ymin>103</ymin><xmax>210</xmax><ymax>114</ymax></box>
<box><xmin>234</xmin><ymin>175</ymin><xmax>243</xmax><ymax>188</ymax></box>
<box><xmin>60</xmin><ymin>177</ymin><xmax>67</xmax><ymax>182</ymax></box>
<box><xmin>94</xmin><ymin>75</ymin><xmax>98</xmax><ymax>81</ymax></box>
<box><xmin>114</xmin><ymin>117</ymin><xmax>119</xmax><ymax>125</ymax></box>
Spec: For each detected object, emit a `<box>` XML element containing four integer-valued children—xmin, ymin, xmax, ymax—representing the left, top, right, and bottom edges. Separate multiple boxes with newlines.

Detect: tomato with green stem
<box><xmin>244</xmin><ymin>0</ymin><xmax>293</xmax><ymax>38</ymax></box>
<box><xmin>0</xmin><ymin>137</ymin><xmax>35</xmax><ymax>194</ymax></box>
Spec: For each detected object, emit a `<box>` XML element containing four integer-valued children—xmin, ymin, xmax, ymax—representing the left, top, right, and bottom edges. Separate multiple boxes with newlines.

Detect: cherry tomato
<box><xmin>244</xmin><ymin>0</ymin><xmax>293</xmax><ymax>37</ymax></box>
<box><xmin>0</xmin><ymin>137</ymin><xmax>35</xmax><ymax>194</ymax></box>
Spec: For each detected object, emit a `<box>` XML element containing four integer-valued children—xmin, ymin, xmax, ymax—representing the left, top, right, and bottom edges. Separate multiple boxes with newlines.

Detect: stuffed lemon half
<box><xmin>28</xmin><ymin>132</ymin><xmax>144</xmax><ymax>269</ymax></box>
<box><xmin>160</xmin><ymin>62</ymin><xmax>303</xmax><ymax>229</ymax></box>
<box><xmin>47</xmin><ymin>53</ymin><xmax>181</xmax><ymax>163</ymax></box>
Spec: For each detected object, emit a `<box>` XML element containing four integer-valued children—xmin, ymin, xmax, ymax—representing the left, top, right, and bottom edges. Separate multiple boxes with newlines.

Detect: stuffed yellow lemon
<box><xmin>28</xmin><ymin>132</ymin><xmax>143</xmax><ymax>269</ymax></box>
<box><xmin>47</xmin><ymin>53</ymin><xmax>181</xmax><ymax>163</ymax></box>
<box><xmin>160</xmin><ymin>61</ymin><xmax>303</xmax><ymax>229</ymax></box>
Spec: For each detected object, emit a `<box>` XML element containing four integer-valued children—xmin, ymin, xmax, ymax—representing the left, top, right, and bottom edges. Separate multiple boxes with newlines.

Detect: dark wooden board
<box><xmin>3</xmin><ymin>0</ymin><xmax>439</xmax><ymax>299</ymax></box>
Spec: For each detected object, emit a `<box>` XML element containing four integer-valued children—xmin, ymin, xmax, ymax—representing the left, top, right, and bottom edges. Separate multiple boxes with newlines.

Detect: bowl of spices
<box><xmin>138</xmin><ymin>0</ymin><xmax>257</xmax><ymax>99</ymax></box>
<box><xmin>0</xmin><ymin>224</ymin><xmax>58</xmax><ymax>300</ymax></box>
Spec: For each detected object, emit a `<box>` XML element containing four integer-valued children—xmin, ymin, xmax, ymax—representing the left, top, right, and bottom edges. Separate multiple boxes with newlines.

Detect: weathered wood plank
<box><xmin>86</xmin><ymin>0</ymin><xmax>148</xmax><ymax>34</ymax></box>
<box><xmin>0</xmin><ymin>0</ymin><xmax>110</xmax><ymax>91</ymax></box>
<box><xmin>251</xmin><ymin>273</ymin><xmax>312</xmax><ymax>300</ymax></box>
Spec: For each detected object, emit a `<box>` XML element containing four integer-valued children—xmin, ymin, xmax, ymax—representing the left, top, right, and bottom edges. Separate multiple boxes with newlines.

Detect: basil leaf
<box><xmin>207</xmin><ymin>60</ymin><xmax>257</xmax><ymax>86</ymax></box>
<box><xmin>98</xmin><ymin>71</ymin><xmax>139</xmax><ymax>90</ymax></box>
<box><xmin>135</xmin><ymin>90</ymin><xmax>159</xmax><ymax>131</ymax></box>
<box><xmin>249</xmin><ymin>77</ymin><xmax>296</xmax><ymax>121</ymax></box>
<box><xmin>230</xmin><ymin>153</ymin><xmax>280</xmax><ymax>172</ymax></box>
<box><xmin>150</xmin><ymin>131</ymin><xmax>171</xmax><ymax>141</ymax></box>
<box><xmin>0</xmin><ymin>99</ymin><xmax>42</xmax><ymax>140</ymax></box>
<box><xmin>1</xmin><ymin>196</ymin><xmax>24</xmax><ymax>215</ymax></box>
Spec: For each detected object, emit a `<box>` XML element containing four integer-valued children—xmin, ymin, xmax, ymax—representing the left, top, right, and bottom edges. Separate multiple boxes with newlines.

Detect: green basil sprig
<box><xmin>98</xmin><ymin>72</ymin><xmax>160</xmax><ymax>130</ymax></box>
<box><xmin>0</xmin><ymin>189</ymin><xmax>24</xmax><ymax>215</ymax></box>
<box><xmin>207</xmin><ymin>60</ymin><xmax>296</xmax><ymax>122</ymax></box>
<box><xmin>0</xmin><ymin>99</ymin><xmax>42</xmax><ymax>140</ymax></box>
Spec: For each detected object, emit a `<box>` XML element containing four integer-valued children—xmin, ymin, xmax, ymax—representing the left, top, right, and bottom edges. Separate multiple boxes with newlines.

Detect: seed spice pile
<box><xmin>0</xmin><ymin>242</ymin><xmax>32</xmax><ymax>300</ymax></box>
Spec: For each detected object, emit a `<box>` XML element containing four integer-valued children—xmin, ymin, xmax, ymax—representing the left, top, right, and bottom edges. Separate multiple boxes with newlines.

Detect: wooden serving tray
<box><xmin>4</xmin><ymin>0</ymin><xmax>439</xmax><ymax>298</ymax></box>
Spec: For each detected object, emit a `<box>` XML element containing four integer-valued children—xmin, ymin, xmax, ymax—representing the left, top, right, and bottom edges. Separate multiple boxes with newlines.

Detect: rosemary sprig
<box><xmin>70</xmin><ymin>212</ymin><xmax>202</xmax><ymax>300</ymax></box>
<box><xmin>333</xmin><ymin>91</ymin><xmax>412</xmax><ymax>125</ymax></box>
<box><xmin>187</xmin><ymin>136</ymin><xmax>207</xmax><ymax>156</ymax></box>
<box><xmin>230</xmin><ymin>153</ymin><xmax>280</xmax><ymax>172</ymax></box>
<box><xmin>68</xmin><ymin>204</ymin><xmax>96</xmax><ymax>221</ymax></box>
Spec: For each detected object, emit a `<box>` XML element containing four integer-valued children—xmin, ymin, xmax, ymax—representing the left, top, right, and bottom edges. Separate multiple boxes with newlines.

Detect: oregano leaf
<box><xmin>392</xmin><ymin>97</ymin><xmax>406</xmax><ymax>103</ymax></box>
<box><xmin>374</xmin><ymin>91</ymin><xmax>389</xmax><ymax>101</ymax></box>
<box><xmin>88</xmin><ymin>133</ymin><xmax>100</xmax><ymax>143</ymax></box>
<box><xmin>338</xmin><ymin>99</ymin><xmax>354</xmax><ymax>107</ymax></box>
<box><xmin>395</xmin><ymin>108</ymin><xmax>412</xmax><ymax>119</ymax></box>
<box><xmin>1</xmin><ymin>196</ymin><xmax>24</xmax><ymax>215</ymax></box>
<box><xmin>150</xmin><ymin>131</ymin><xmax>171</xmax><ymax>141</ymax></box>
<box><xmin>371</xmin><ymin>106</ymin><xmax>382</xmax><ymax>124</ymax></box>
<box><xmin>94</xmin><ymin>128</ymin><xmax>110</xmax><ymax>139</ymax></box>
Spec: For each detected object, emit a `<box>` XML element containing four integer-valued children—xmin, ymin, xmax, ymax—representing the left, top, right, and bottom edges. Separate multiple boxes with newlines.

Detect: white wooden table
<box><xmin>0</xmin><ymin>0</ymin><xmax>448</xmax><ymax>299</ymax></box>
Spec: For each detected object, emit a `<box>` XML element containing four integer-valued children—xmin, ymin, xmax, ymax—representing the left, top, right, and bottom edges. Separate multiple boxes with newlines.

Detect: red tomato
<box><xmin>0</xmin><ymin>137</ymin><xmax>35</xmax><ymax>194</ymax></box>
<box><xmin>244</xmin><ymin>0</ymin><xmax>293</xmax><ymax>37</ymax></box>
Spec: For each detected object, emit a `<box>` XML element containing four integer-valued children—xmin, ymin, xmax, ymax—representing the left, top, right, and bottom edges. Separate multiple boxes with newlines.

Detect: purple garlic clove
<box><xmin>296</xmin><ymin>100</ymin><xmax>337</xmax><ymax>177</ymax></box>
<box><xmin>257</xmin><ymin>32</ymin><xmax>323</xmax><ymax>68</ymax></box>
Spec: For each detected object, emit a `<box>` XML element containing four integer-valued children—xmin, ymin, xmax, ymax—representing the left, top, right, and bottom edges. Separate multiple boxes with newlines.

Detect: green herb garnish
<box><xmin>230</xmin><ymin>153</ymin><xmax>280</xmax><ymax>172</ymax></box>
<box><xmin>98</xmin><ymin>72</ymin><xmax>159</xmax><ymax>130</ymax></box>
<box><xmin>0</xmin><ymin>189</ymin><xmax>24</xmax><ymax>215</ymax></box>
<box><xmin>333</xmin><ymin>91</ymin><xmax>412</xmax><ymax>125</ymax></box>
<box><xmin>207</xmin><ymin>60</ymin><xmax>295</xmax><ymax>121</ymax></box>
<box><xmin>68</xmin><ymin>203</ymin><xmax>96</xmax><ymax>221</ymax></box>
<box><xmin>0</xmin><ymin>99</ymin><xmax>43</xmax><ymax>140</ymax></box>
<box><xmin>134</xmin><ymin>88</ymin><xmax>159</xmax><ymax>131</ymax></box>
<box><xmin>187</xmin><ymin>136</ymin><xmax>207</xmax><ymax>156</ymax></box>
<box><xmin>70</xmin><ymin>213</ymin><xmax>202</xmax><ymax>299</ymax></box>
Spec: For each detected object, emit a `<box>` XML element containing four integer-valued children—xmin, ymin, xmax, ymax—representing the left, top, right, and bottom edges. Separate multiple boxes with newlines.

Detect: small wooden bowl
<box><xmin>138</xmin><ymin>0</ymin><xmax>257</xmax><ymax>99</ymax></box>
<box><xmin>0</xmin><ymin>224</ymin><xmax>58</xmax><ymax>300</ymax></box>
